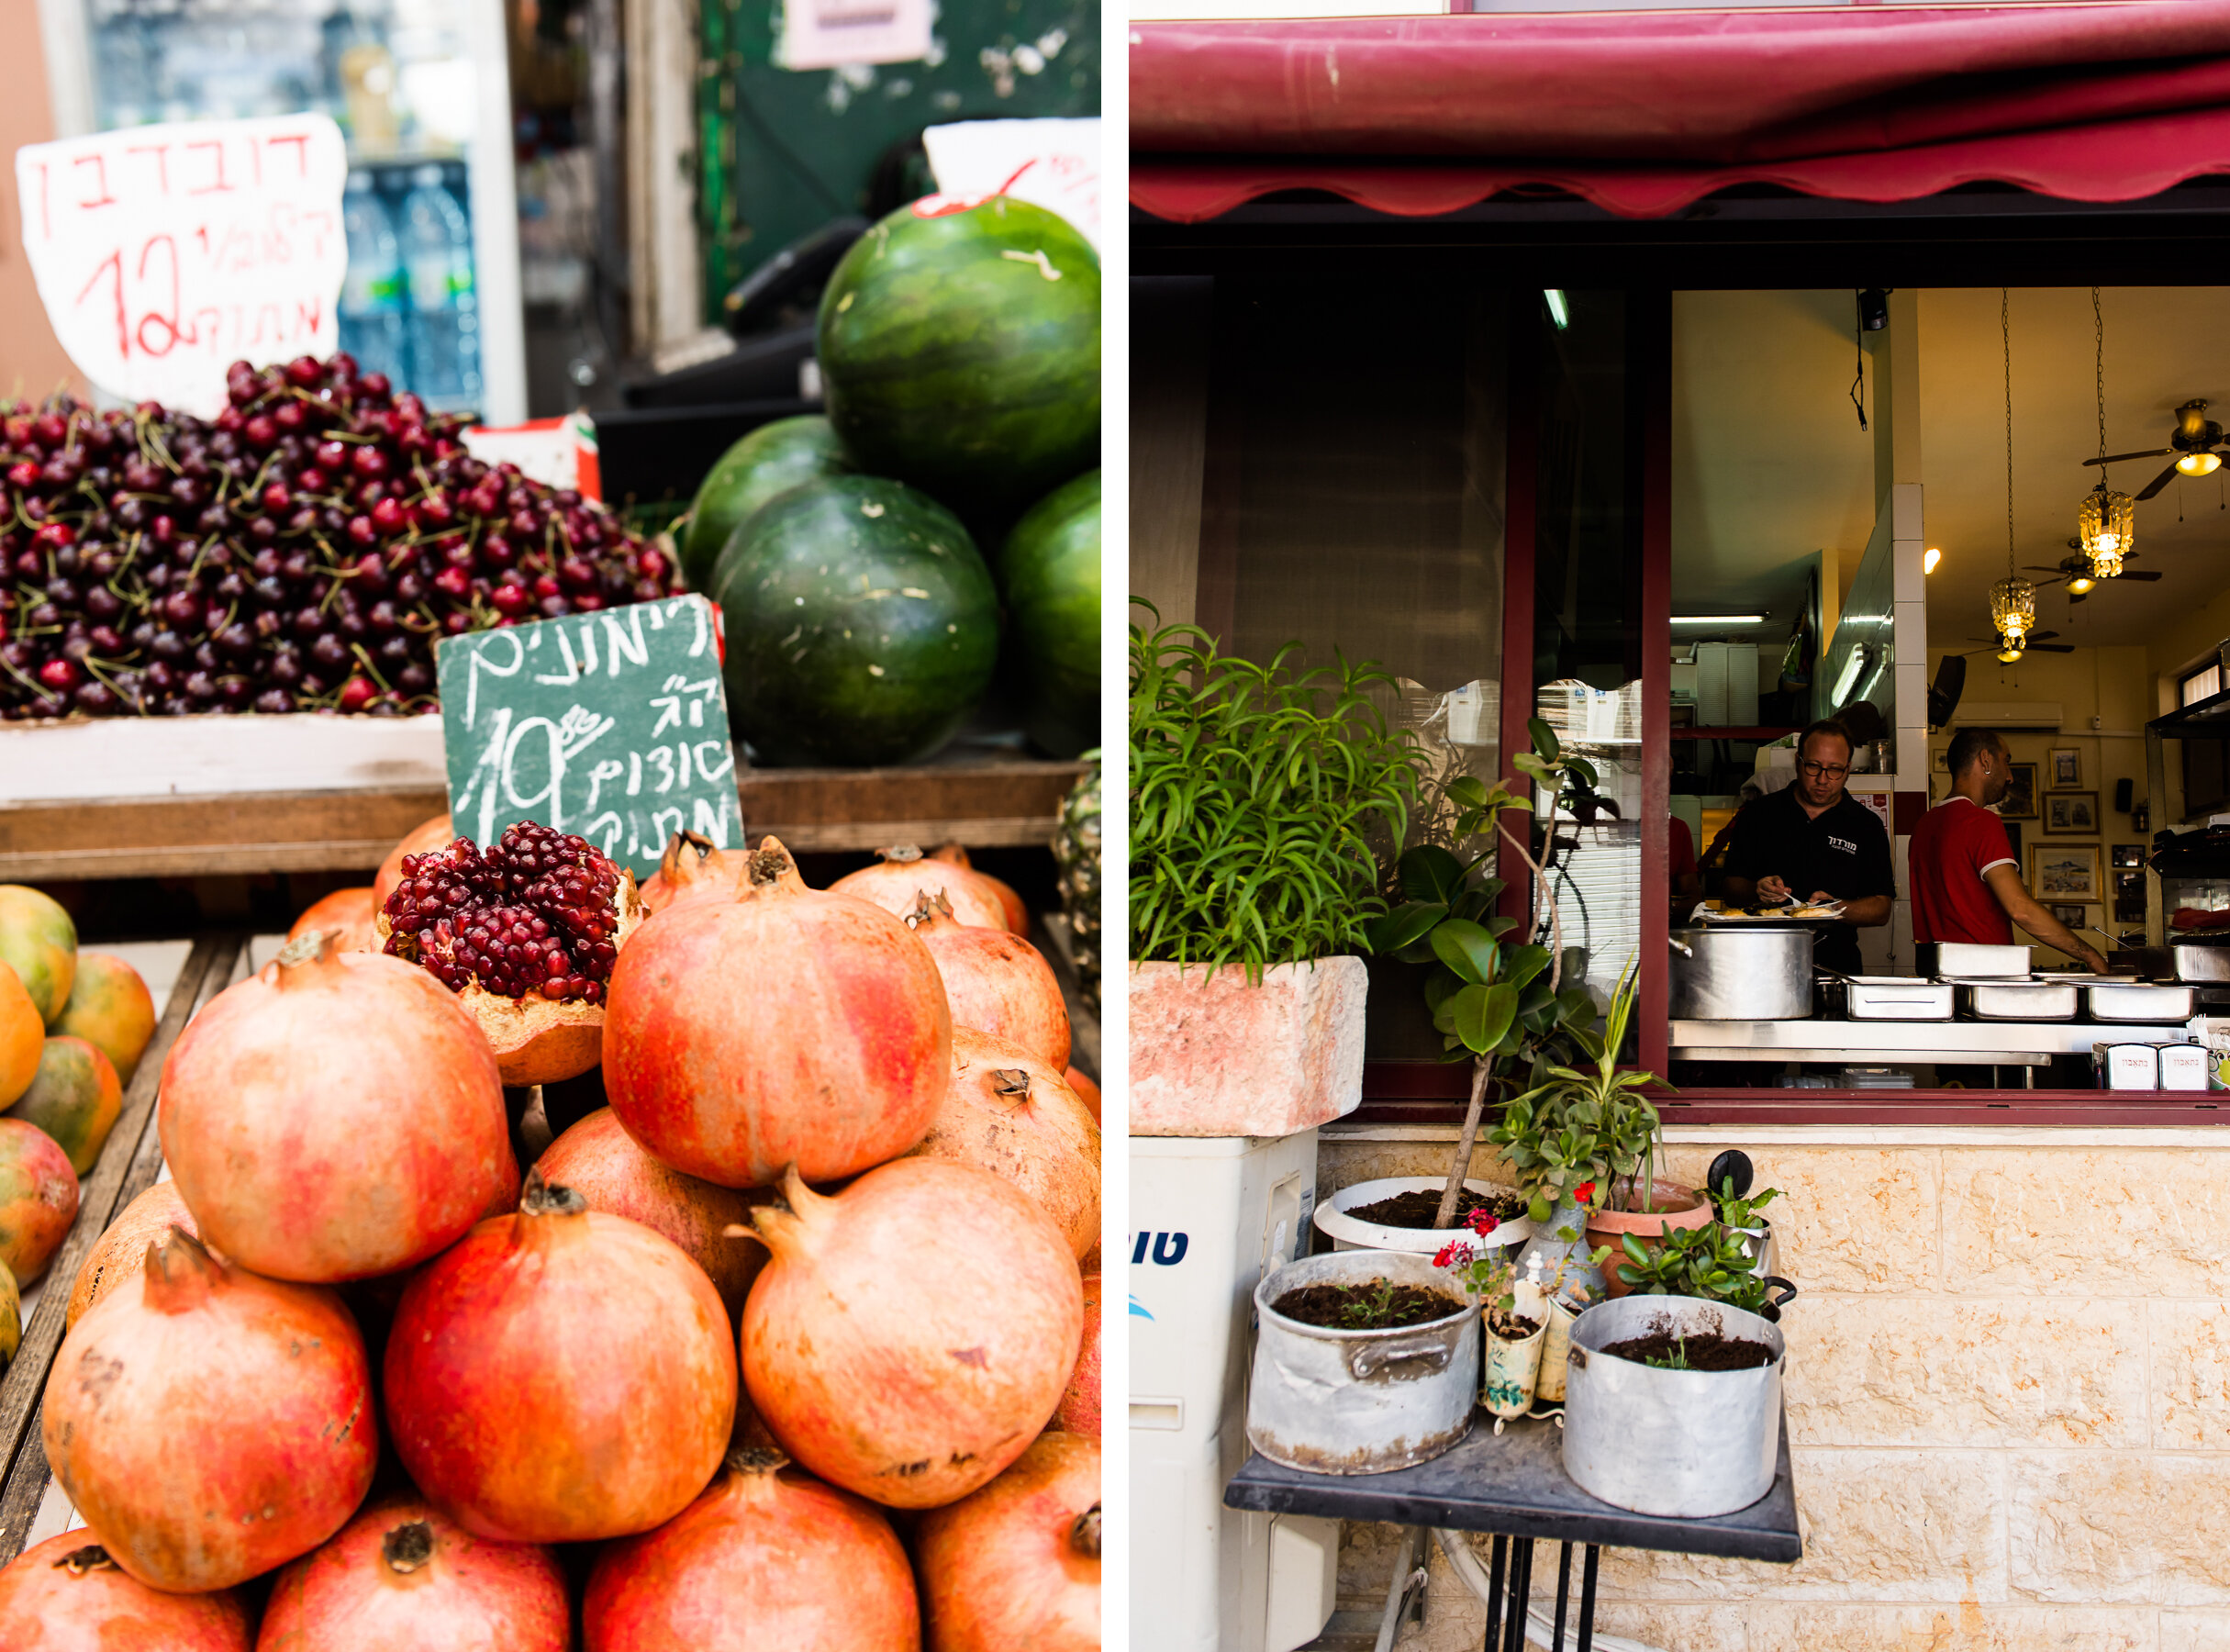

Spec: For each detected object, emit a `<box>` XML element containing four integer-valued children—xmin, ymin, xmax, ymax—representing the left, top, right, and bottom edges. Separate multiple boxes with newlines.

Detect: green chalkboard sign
<box><xmin>435</xmin><ymin>596</ymin><xmax>741</xmax><ymax>882</ymax></box>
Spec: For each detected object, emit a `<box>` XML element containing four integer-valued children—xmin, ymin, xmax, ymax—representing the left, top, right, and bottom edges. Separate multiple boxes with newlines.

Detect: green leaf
<box><xmin>1621</xmin><ymin>1233</ymin><xmax>1651</xmax><ymax>1266</ymax></box>
<box><xmin>1527</xmin><ymin>1194</ymin><xmax>1552</xmax><ymax>1224</ymax></box>
<box><xmin>1511</xmin><ymin>753</ymin><xmax>1554</xmax><ymax>786</ymax></box>
<box><xmin>1527</xmin><ymin>716</ymin><xmax>1560</xmax><ymax>763</ymax></box>
<box><xmin>1486</xmin><ymin>915</ymin><xmax>1520</xmax><ymax>938</ymax></box>
<box><xmin>1399</xmin><ymin>845</ymin><xmax>1468</xmax><ymax>907</ymax></box>
<box><xmin>1446</xmin><ymin>776</ymin><xmax>1489</xmax><ymax>809</ymax></box>
<box><xmin>1566</xmin><ymin>756</ymin><xmax>1599</xmax><ymax>787</ymax></box>
<box><xmin>1501</xmin><ymin>943</ymin><xmax>1552</xmax><ymax>992</ymax></box>
<box><xmin>1451</xmin><ymin>981</ymin><xmax>1518</xmax><ymax>1055</ymax></box>
<box><xmin>1430</xmin><ymin>919</ymin><xmax>1500</xmax><ymax>986</ymax></box>
<box><xmin>1366</xmin><ymin>901</ymin><xmax>1447</xmax><ymax>956</ymax></box>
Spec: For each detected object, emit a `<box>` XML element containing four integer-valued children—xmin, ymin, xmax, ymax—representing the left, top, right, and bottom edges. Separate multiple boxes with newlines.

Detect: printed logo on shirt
<box><xmin>1827</xmin><ymin>835</ymin><xmax>1856</xmax><ymax>854</ymax></box>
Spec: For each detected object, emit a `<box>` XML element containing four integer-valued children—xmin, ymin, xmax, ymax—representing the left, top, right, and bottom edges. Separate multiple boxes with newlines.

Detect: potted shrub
<box><xmin>1245</xmin><ymin>1248</ymin><xmax>1479</xmax><ymax>1474</ymax></box>
<box><xmin>1128</xmin><ymin>608</ymin><xmax>1417</xmax><ymax>1136</ymax></box>
<box><xmin>1561</xmin><ymin>1215</ymin><xmax>1797</xmax><ymax>1517</ymax></box>
<box><xmin>1489</xmin><ymin>960</ymin><xmax>1711</xmax><ymax>1297</ymax></box>
<box><xmin>1330</xmin><ymin>718</ymin><xmax>1605</xmax><ymax>1252</ymax></box>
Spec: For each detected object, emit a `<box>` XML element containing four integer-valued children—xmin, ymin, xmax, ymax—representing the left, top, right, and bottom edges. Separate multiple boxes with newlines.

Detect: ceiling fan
<box><xmin>2084</xmin><ymin>398</ymin><xmax>2229</xmax><ymax>500</ymax></box>
<box><xmin>1959</xmin><ymin>630</ymin><xmax>2075</xmax><ymax>657</ymax></box>
<box><xmin>2024</xmin><ymin>541</ymin><xmax>2166</xmax><ymax>602</ymax></box>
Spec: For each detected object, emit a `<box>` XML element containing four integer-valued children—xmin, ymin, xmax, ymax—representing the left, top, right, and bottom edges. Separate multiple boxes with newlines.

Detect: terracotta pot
<box><xmin>1587</xmin><ymin>1178</ymin><xmax>1711</xmax><ymax>1299</ymax></box>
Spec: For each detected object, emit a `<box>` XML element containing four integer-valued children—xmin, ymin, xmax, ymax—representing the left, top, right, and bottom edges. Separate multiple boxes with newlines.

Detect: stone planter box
<box><xmin>1129</xmin><ymin>956</ymin><xmax>1367</xmax><ymax>1137</ymax></box>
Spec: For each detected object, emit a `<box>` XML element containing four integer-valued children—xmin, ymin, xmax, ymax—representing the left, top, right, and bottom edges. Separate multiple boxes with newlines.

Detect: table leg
<box><xmin>1501</xmin><ymin>1537</ymin><xmax>1533</xmax><ymax>1652</ymax></box>
<box><xmin>1550</xmin><ymin>1541</ymin><xmax>1572</xmax><ymax>1651</ymax></box>
<box><xmin>1483</xmin><ymin>1534</ymin><xmax>1506</xmax><ymax>1649</ymax></box>
<box><xmin>1577</xmin><ymin>1545</ymin><xmax>1600</xmax><ymax>1652</ymax></box>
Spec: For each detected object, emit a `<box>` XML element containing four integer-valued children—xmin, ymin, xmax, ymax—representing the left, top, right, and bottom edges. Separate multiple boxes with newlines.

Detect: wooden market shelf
<box><xmin>0</xmin><ymin>758</ymin><xmax>1087</xmax><ymax>882</ymax></box>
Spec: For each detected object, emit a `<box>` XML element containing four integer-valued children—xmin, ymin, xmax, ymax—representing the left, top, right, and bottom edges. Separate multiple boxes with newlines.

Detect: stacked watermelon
<box><xmin>685</xmin><ymin>195</ymin><xmax>1101</xmax><ymax>767</ymax></box>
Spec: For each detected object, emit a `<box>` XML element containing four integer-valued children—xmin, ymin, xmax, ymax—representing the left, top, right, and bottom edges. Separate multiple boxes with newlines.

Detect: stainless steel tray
<box><xmin>2085</xmin><ymin>981</ymin><xmax>2195</xmax><ymax>1021</ymax></box>
<box><xmin>2171</xmin><ymin>945</ymin><xmax>2230</xmax><ymax>984</ymax></box>
<box><xmin>1822</xmin><ymin>976</ymin><xmax>1955</xmax><ymax>1021</ymax></box>
<box><xmin>1932</xmin><ymin>942</ymin><xmax>2032</xmax><ymax>978</ymax></box>
<box><xmin>1951</xmin><ymin>979</ymin><xmax>2078</xmax><ymax>1021</ymax></box>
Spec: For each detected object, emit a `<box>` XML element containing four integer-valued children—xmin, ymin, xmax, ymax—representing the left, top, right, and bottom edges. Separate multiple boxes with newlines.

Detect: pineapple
<box><xmin>1052</xmin><ymin>751</ymin><xmax>1101</xmax><ymax>1014</ymax></box>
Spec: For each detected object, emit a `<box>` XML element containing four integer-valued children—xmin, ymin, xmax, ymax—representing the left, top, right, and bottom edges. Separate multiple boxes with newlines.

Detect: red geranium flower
<box><xmin>1572</xmin><ymin>1181</ymin><xmax>1597</xmax><ymax>1206</ymax></box>
<box><xmin>1433</xmin><ymin>1240</ymin><xmax>1475</xmax><ymax>1269</ymax></box>
<box><xmin>1466</xmin><ymin>1207</ymin><xmax>1500</xmax><ymax>1237</ymax></box>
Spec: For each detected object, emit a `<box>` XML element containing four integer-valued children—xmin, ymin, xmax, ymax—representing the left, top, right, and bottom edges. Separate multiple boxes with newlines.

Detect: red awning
<box><xmin>1132</xmin><ymin>2</ymin><xmax>2230</xmax><ymax>222</ymax></box>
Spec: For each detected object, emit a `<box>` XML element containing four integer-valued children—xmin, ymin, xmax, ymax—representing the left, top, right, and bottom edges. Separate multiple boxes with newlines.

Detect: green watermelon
<box><xmin>817</xmin><ymin>196</ymin><xmax>1099</xmax><ymax>522</ymax></box>
<box><xmin>1000</xmin><ymin>470</ymin><xmax>1100</xmax><ymax>760</ymax></box>
<box><xmin>679</xmin><ymin>416</ymin><xmax>855</xmax><ymax>592</ymax></box>
<box><xmin>709</xmin><ymin>475</ymin><xmax>999</xmax><ymax>766</ymax></box>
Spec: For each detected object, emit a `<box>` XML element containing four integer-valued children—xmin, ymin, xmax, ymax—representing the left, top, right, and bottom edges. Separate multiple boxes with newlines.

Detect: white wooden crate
<box><xmin>0</xmin><ymin>716</ymin><xmax>448</xmax><ymax>806</ymax></box>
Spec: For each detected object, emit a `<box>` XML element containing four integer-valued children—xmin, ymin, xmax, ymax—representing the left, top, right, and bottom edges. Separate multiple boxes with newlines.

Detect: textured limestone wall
<box><xmin>1317</xmin><ymin>1122</ymin><xmax>2230</xmax><ymax>1652</ymax></box>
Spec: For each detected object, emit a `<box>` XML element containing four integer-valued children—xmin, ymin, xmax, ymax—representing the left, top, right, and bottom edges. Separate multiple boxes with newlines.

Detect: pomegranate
<box><xmin>605</xmin><ymin>838</ymin><xmax>950</xmax><ymax>1187</ymax></box>
<box><xmin>157</xmin><ymin>930</ymin><xmax>512</xmax><ymax>1282</ymax></box>
<box><xmin>909</xmin><ymin>1031</ymin><xmax>1100</xmax><ymax>1260</ymax></box>
<box><xmin>50</xmin><ymin>951</ymin><xmax>157</xmax><ymax>1084</ymax></box>
<box><xmin>638</xmin><ymin>830</ymin><xmax>750</xmax><ymax>914</ymax></box>
<box><xmin>1052</xmin><ymin>1273</ymin><xmax>1101</xmax><ymax>1434</ymax></box>
<box><xmin>384</xmin><ymin>1170</ymin><xmax>736</xmax><ymax>1543</ymax></box>
<box><xmin>1065</xmin><ymin>1066</ymin><xmax>1101</xmax><ymax>1124</ymax></box>
<box><xmin>916</xmin><ymin>1434</ymin><xmax>1100</xmax><ymax>1652</ymax></box>
<box><xmin>374</xmin><ymin>812</ymin><xmax>454</xmax><ymax>909</ymax></box>
<box><xmin>583</xmin><ymin>1449</ymin><xmax>919</xmax><ymax>1651</ymax></box>
<box><xmin>740</xmin><ymin>1159</ymin><xmax>1081</xmax><ymax>1508</ymax></box>
<box><xmin>908</xmin><ymin>892</ymin><xmax>1069</xmax><ymax>1066</ymax></box>
<box><xmin>11</xmin><ymin>1034</ymin><xmax>121</xmax><ymax>1173</ymax></box>
<box><xmin>0</xmin><ymin>1117</ymin><xmax>79</xmax><ymax>1282</ymax></box>
<box><xmin>45</xmin><ymin>1227</ymin><xmax>377</xmax><ymax>1592</ymax></box>
<box><xmin>536</xmin><ymin>1107</ymin><xmax>767</xmax><ymax>1319</ymax></box>
<box><xmin>68</xmin><ymin>1180</ymin><xmax>195</xmax><ymax>1328</ymax></box>
<box><xmin>830</xmin><ymin>844</ymin><xmax>1009</xmax><ymax>931</ymax></box>
<box><xmin>290</xmin><ymin>887</ymin><xmax>381</xmax><ymax>952</ymax></box>
<box><xmin>0</xmin><ymin>1533</ymin><xmax>250</xmax><ymax>1650</ymax></box>
<box><xmin>379</xmin><ymin>822</ymin><xmax>644</xmax><ymax>1087</ymax></box>
<box><xmin>932</xmin><ymin>843</ymin><xmax>1027</xmax><ymax>932</ymax></box>
<box><xmin>257</xmin><ymin>1492</ymin><xmax>570</xmax><ymax>1652</ymax></box>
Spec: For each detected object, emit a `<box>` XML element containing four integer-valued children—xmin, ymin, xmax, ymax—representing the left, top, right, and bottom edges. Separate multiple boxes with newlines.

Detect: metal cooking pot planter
<box><xmin>1562</xmin><ymin>1294</ymin><xmax>1786</xmax><ymax>1519</ymax></box>
<box><xmin>1668</xmin><ymin>927</ymin><xmax>1816</xmax><ymax>1021</ymax></box>
<box><xmin>1247</xmin><ymin>1250</ymin><xmax>1479</xmax><ymax>1475</ymax></box>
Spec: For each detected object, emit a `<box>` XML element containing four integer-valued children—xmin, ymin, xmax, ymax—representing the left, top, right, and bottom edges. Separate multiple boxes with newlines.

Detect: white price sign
<box><xmin>922</xmin><ymin>119</ymin><xmax>1101</xmax><ymax>248</ymax></box>
<box><xmin>13</xmin><ymin>114</ymin><xmax>349</xmax><ymax>418</ymax></box>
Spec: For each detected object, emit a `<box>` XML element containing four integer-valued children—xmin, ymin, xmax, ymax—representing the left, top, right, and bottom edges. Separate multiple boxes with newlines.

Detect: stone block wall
<box><xmin>1317</xmin><ymin>1122</ymin><xmax>2230</xmax><ymax>1651</ymax></box>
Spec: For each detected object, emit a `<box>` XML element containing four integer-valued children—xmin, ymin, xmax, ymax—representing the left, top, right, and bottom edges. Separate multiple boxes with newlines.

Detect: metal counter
<box><xmin>1671</xmin><ymin>1018</ymin><xmax>2191</xmax><ymax>1066</ymax></box>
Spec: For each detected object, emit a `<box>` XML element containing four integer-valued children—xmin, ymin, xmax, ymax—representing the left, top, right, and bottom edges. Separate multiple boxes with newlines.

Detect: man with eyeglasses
<box><xmin>1719</xmin><ymin>720</ymin><xmax>1895</xmax><ymax>975</ymax></box>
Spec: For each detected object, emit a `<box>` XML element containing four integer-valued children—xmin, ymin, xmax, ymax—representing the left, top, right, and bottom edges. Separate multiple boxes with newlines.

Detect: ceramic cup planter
<box><xmin>1587</xmin><ymin>1178</ymin><xmax>1712</xmax><ymax>1299</ymax></box>
<box><xmin>1533</xmin><ymin>1297</ymin><xmax>1581</xmax><ymax>1406</ymax></box>
<box><xmin>1311</xmin><ymin>1176</ymin><xmax>1536</xmax><ymax>1256</ymax></box>
<box><xmin>1247</xmin><ymin>1249</ymin><xmax>1478</xmax><ymax>1475</ymax></box>
<box><xmin>1481</xmin><ymin>1312</ymin><xmax>1546</xmax><ymax>1427</ymax></box>
<box><xmin>1561</xmin><ymin>1294</ymin><xmax>1787</xmax><ymax>1518</ymax></box>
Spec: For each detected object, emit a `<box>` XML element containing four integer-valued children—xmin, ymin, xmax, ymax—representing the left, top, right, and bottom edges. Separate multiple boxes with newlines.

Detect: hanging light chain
<box><xmin>2004</xmin><ymin>287</ymin><xmax>2014</xmax><ymax>578</ymax></box>
<box><xmin>2093</xmin><ymin>285</ymin><xmax>2108</xmax><ymax>463</ymax></box>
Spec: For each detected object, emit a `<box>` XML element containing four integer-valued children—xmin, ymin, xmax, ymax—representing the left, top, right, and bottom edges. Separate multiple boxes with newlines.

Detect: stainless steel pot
<box><xmin>1668</xmin><ymin>927</ymin><xmax>1815</xmax><ymax>1021</ymax></box>
<box><xmin>1952</xmin><ymin>978</ymin><xmax>2078</xmax><ymax>1021</ymax></box>
<box><xmin>1561</xmin><ymin>1294</ymin><xmax>1786</xmax><ymax>1518</ymax></box>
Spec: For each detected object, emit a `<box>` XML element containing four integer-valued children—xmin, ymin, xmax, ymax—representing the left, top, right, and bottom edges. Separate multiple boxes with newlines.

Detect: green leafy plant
<box><xmin>1337</xmin><ymin>1281</ymin><xmax>1406</xmax><ymax>1329</ymax></box>
<box><xmin>1130</xmin><ymin>605</ymin><xmax>1417</xmax><ymax>981</ymax></box>
<box><xmin>1489</xmin><ymin>959</ymin><xmax>1667</xmax><ymax>1222</ymax></box>
<box><xmin>1708</xmin><ymin>1176</ymin><xmax>1781</xmax><ymax>1235</ymax></box>
<box><xmin>1612</xmin><ymin>1220</ymin><xmax>1772</xmax><ymax>1317</ymax></box>
<box><xmin>1366</xmin><ymin>716</ymin><xmax>1608</xmax><ymax>1228</ymax></box>
<box><xmin>1644</xmin><ymin>1337</ymin><xmax>1693</xmax><ymax>1371</ymax></box>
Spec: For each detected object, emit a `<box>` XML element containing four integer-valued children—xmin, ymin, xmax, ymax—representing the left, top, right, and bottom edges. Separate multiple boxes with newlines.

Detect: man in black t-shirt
<box><xmin>1720</xmin><ymin>720</ymin><xmax>1896</xmax><ymax>976</ymax></box>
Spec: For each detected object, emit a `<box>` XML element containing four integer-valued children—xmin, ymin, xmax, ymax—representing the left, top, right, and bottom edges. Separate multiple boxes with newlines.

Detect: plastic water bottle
<box><xmin>399</xmin><ymin>165</ymin><xmax>481</xmax><ymax>410</ymax></box>
<box><xmin>339</xmin><ymin>173</ymin><xmax>408</xmax><ymax>385</ymax></box>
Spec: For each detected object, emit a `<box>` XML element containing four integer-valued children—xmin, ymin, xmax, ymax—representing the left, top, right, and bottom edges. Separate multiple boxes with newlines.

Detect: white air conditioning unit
<box><xmin>1950</xmin><ymin>700</ymin><xmax>2063</xmax><ymax>731</ymax></box>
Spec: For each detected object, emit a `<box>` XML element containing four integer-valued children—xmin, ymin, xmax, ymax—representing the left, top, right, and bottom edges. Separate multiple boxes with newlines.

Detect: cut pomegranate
<box><xmin>379</xmin><ymin>822</ymin><xmax>644</xmax><ymax>1085</ymax></box>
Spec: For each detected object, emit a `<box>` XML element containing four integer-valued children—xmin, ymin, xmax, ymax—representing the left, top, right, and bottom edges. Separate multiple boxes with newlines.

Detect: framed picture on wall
<box><xmin>2030</xmin><ymin>843</ymin><xmax>2102</xmax><ymax>900</ymax></box>
<box><xmin>2112</xmin><ymin>843</ymin><xmax>2146</xmax><ymax>869</ymax></box>
<box><xmin>2000</xmin><ymin>764</ymin><xmax>2038</xmax><ymax>820</ymax></box>
<box><xmin>2044</xmin><ymin>792</ymin><xmax>2099</xmax><ymax>834</ymax></box>
<box><xmin>2002</xmin><ymin>822</ymin><xmax>2024</xmax><ymax>867</ymax></box>
<box><xmin>2050</xmin><ymin>902</ymin><xmax>2089</xmax><ymax>928</ymax></box>
<box><xmin>2050</xmin><ymin>748</ymin><xmax>2082</xmax><ymax>788</ymax></box>
<box><xmin>2113</xmin><ymin>870</ymin><xmax>2146</xmax><ymax>922</ymax></box>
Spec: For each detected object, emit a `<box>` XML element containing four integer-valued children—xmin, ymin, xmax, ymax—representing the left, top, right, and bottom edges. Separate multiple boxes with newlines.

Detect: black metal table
<box><xmin>1224</xmin><ymin>1410</ymin><xmax>1801</xmax><ymax>1651</ymax></box>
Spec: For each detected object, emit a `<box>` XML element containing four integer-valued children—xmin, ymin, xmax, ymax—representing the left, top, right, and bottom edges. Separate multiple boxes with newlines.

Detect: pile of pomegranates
<box><xmin>14</xmin><ymin>810</ymin><xmax>1101</xmax><ymax>1646</ymax></box>
<box><xmin>0</xmin><ymin>357</ymin><xmax>677</xmax><ymax>721</ymax></box>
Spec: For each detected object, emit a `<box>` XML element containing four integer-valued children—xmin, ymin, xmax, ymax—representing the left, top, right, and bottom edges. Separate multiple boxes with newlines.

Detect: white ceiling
<box><xmin>1671</xmin><ymin>286</ymin><xmax>2230</xmax><ymax>653</ymax></box>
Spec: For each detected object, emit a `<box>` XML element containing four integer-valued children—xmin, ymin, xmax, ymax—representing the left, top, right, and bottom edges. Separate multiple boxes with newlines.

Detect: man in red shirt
<box><xmin>1911</xmin><ymin>727</ymin><xmax>2107</xmax><ymax>973</ymax></box>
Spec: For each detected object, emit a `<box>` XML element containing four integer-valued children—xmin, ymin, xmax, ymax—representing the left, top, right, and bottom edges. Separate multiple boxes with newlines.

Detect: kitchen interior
<box><xmin>1658</xmin><ymin>286</ymin><xmax>2230</xmax><ymax>1091</ymax></box>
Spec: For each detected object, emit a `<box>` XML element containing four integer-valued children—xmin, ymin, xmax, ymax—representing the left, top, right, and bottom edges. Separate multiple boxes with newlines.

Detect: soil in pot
<box><xmin>1600</xmin><ymin>1328</ymin><xmax>1775</xmax><ymax>1372</ymax></box>
<box><xmin>1486</xmin><ymin>1309</ymin><xmax>1542</xmax><ymax>1341</ymax></box>
<box><xmin>1345</xmin><ymin>1189</ymin><xmax>1527</xmax><ymax>1230</ymax></box>
<box><xmin>1273</xmin><ymin>1280</ymin><xmax>1465</xmax><ymax>1331</ymax></box>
